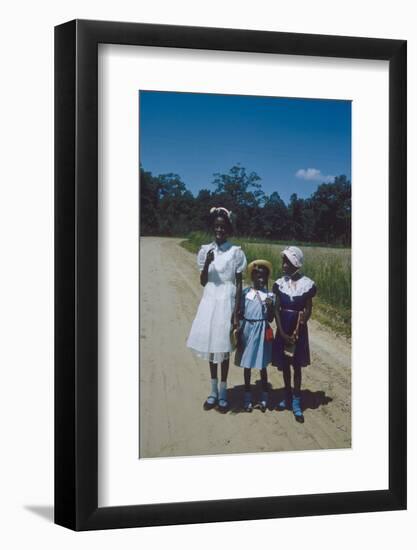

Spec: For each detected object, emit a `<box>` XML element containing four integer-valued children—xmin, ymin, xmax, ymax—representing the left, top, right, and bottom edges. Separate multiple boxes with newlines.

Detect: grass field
<box><xmin>181</xmin><ymin>231</ymin><xmax>351</xmax><ymax>337</ymax></box>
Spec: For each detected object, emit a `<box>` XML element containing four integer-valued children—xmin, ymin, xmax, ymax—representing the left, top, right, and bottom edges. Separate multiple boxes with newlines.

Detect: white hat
<box><xmin>281</xmin><ymin>246</ymin><xmax>304</xmax><ymax>268</ymax></box>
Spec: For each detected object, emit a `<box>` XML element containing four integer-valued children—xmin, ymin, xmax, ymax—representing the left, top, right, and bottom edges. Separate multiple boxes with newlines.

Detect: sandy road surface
<box><xmin>140</xmin><ymin>237</ymin><xmax>351</xmax><ymax>458</ymax></box>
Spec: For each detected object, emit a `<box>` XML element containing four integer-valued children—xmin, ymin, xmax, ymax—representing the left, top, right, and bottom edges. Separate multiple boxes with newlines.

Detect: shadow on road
<box><xmin>228</xmin><ymin>381</ymin><xmax>332</xmax><ymax>414</ymax></box>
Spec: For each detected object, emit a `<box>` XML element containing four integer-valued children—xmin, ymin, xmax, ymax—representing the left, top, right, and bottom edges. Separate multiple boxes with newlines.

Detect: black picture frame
<box><xmin>55</xmin><ymin>19</ymin><xmax>407</xmax><ymax>531</ymax></box>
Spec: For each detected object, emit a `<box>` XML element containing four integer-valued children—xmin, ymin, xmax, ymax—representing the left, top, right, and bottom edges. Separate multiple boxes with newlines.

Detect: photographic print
<box><xmin>139</xmin><ymin>90</ymin><xmax>351</xmax><ymax>459</ymax></box>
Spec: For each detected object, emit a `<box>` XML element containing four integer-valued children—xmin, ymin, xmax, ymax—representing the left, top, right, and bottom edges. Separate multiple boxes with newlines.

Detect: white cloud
<box><xmin>295</xmin><ymin>168</ymin><xmax>334</xmax><ymax>183</ymax></box>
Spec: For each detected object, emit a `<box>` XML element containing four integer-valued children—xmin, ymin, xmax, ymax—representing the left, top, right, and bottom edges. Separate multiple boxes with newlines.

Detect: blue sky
<box><xmin>139</xmin><ymin>91</ymin><xmax>351</xmax><ymax>204</ymax></box>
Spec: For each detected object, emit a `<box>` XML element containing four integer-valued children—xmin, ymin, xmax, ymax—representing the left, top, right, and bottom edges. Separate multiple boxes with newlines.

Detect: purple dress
<box><xmin>272</xmin><ymin>275</ymin><xmax>317</xmax><ymax>370</ymax></box>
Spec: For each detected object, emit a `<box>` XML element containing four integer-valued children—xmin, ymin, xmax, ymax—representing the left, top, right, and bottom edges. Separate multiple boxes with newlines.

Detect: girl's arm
<box><xmin>233</xmin><ymin>272</ymin><xmax>243</xmax><ymax>327</ymax></box>
<box><xmin>200</xmin><ymin>249</ymin><xmax>214</xmax><ymax>287</ymax></box>
<box><xmin>273</xmin><ymin>290</ymin><xmax>285</xmax><ymax>335</ymax></box>
<box><xmin>273</xmin><ymin>289</ymin><xmax>294</xmax><ymax>344</ymax></box>
<box><xmin>274</xmin><ymin>295</ymin><xmax>285</xmax><ymax>337</ymax></box>
<box><xmin>301</xmin><ymin>297</ymin><xmax>313</xmax><ymax>324</ymax></box>
<box><xmin>265</xmin><ymin>297</ymin><xmax>275</xmax><ymax>323</ymax></box>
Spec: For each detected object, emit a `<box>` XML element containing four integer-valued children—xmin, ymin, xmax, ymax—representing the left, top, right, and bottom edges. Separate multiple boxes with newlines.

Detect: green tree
<box><xmin>211</xmin><ymin>164</ymin><xmax>264</xmax><ymax>235</ymax></box>
<box><xmin>139</xmin><ymin>165</ymin><xmax>159</xmax><ymax>235</ymax></box>
<box><xmin>156</xmin><ymin>173</ymin><xmax>194</xmax><ymax>235</ymax></box>
<box><xmin>262</xmin><ymin>191</ymin><xmax>289</xmax><ymax>239</ymax></box>
<box><xmin>139</xmin><ymin>163</ymin><xmax>351</xmax><ymax>245</ymax></box>
<box><xmin>310</xmin><ymin>175</ymin><xmax>351</xmax><ymax>244</ymax></box>
<box><xmin>288</xmin><ymin>193</ymin><xmax>306</xmax><ymax>240</ymax></box>
<box><xmin>192</xmin><ymin>189</ymin><xmax>215</xmax><ymax>231</ymax></box>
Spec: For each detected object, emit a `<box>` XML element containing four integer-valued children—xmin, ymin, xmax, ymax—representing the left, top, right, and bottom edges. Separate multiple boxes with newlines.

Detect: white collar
<box><xmin>275</xmin><ymin>275</ymin><xmax>314</xmax><ymax>297</ymax></box>
<box><xmin>246</xmin><ymin>288</ymin><xmax>268</xmax><ymax>301</ymax></box>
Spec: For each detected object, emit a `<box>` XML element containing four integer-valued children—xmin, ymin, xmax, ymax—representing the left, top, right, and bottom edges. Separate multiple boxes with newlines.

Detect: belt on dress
<box><xmin>280</xmin><ymin>308</ymin><xmax>301</xmax><ymax>313</ymax></box>
<box><xmin>243</xmin><ymin>317</ymin><xmax>266</xmax><ymax>322</ymax></box>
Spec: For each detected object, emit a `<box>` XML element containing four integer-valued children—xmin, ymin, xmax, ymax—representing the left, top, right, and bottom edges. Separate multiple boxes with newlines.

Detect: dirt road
<box><xmin>139</xmin><ymin>237</ymin><xmax>351</xmax><ymax>458</ymax></box>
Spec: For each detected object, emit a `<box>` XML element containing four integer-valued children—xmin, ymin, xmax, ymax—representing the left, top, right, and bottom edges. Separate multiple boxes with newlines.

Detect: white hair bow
<box><xmin>210</xmin><ymin>206</ymin><xmax>232</xmax><ymax>220</ymax></box>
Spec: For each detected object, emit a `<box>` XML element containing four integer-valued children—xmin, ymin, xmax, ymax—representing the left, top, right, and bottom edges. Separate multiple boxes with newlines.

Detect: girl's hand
<box><xmin>205</xmin><ymin>249</ymin><xmax>215</xmax><ymax>266</ymax></box>
<box><xmin>299</xmin><ymin>310</ymin><xmax>306</xmax><ymax>324</ymax></box>
<box><xmin>233</xmin><ymin>313</ymin><xmax>240</xmax><ymax>330</ymax></box>
<box><xmin>282</xmin><ymin>332</ymin><xmax>295</xmax><ymax>345</ymax></box>
<box><xmin>265</xmin><ymin>297</ymin><xmax>275</xmax><ymax>322</ymax></box>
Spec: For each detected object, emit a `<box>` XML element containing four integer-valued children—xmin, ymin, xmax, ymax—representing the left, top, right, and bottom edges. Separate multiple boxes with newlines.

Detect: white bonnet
<box><xmin>281</xmin><ymin>246</ymin><xmax>304</xmax><ymax>268</ymax></box>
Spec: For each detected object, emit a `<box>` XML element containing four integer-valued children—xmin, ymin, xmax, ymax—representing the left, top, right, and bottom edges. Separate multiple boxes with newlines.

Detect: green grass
<box><xmin>183</xmin><ymin>231</ymin><xmax>351</xmax><ymax>250</ymax></box>
<box><xmin>181</xmin><ymin>231</ymin><xmax>351</xmax><ymax>338</ymax></box>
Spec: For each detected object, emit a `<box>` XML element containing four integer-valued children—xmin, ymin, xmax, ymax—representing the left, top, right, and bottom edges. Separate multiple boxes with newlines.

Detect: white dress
<box><xmin>187</xmin><ymin>241</ymin><xmax>247</xmax><ymax>363</ymax></box>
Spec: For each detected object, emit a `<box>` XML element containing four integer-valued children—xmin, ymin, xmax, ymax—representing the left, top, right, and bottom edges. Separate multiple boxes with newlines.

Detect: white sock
<box><xmin>210</xmin><ymin>379</ymin><xmax>218</xmax><ymax>398</ymax></box>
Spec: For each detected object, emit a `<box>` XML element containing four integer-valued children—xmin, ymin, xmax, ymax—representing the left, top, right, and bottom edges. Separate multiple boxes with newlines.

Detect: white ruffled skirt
<box><xmin>187</xmin><ymin>281</ymin><xmax>235</xmax><ymax>364</ymax></box>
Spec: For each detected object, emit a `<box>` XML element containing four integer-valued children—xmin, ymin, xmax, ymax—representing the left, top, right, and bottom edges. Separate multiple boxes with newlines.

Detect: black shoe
<box><xmin>259</xmin><ymin>392</ymin><xmax>268</xmax><ymax>413</ymax></box>
<box><xmin>203</xmin><ymin>396</ymin><xmax>217</xmax><ymax>411</ymax></box>
<box><xmin>217</xmin><ymin>399</ymin><xmax>230</xmax><ymax>414</ymax></box>
<box><xmin>243</xmin><ymin>392</ymin><xmax>253</xmax><ymax>412</ymax></box>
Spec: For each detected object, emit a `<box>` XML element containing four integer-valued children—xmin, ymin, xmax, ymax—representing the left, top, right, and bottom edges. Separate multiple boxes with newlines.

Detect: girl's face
<box><xmin>252</xmin><ymin>266</ymin><xmax>269</xmax><ymax>290</ymax></box>
<box><xmin>282</xmin><ymin>255</ymin><xmax>298</xmax><ymax>276</ymax></box>
<box><xmin>213</xmin><ymin>216</ymin><xmax>229</xmax><ymax>244</ymax></box>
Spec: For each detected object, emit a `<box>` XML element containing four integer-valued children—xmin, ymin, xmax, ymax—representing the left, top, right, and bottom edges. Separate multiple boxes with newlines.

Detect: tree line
<box><xmin>140</xmin><ymin>164</ymin><xmax>351</xmax><ymax>245</ymax></box>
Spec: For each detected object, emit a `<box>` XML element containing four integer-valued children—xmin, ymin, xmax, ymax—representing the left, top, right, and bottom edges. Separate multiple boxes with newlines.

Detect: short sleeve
<box><xmin>307</xmin><ymin>283</ymin><xmax>317</xmax><ymax>299</ymax></box>
<box><xmin>272</xmin><ymin>282</ymin><xmax>279</xmax><ymax>295</ymax></box>
<box><xmin>234</xmin><ymin>247</ymin><xmax>247</xmax><ymax>274</ymax></box>
<box><xmin>197</xmin><ymin>246</ymin><xmax>208</xmax><ymax>271</ymax></box>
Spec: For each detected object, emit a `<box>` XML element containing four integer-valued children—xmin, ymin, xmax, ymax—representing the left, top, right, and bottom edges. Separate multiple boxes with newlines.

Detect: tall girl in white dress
<box><xmin>187</xmin><ymin>207</ymin><xmax>247</xmax><ymax>413</ymax></box>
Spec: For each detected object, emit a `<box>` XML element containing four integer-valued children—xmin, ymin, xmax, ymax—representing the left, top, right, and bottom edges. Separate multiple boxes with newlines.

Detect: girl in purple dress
<box><xmin>272</xmin><ymin>246</ymin><xmax>317</xmax><ymax>423</ymax></box>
